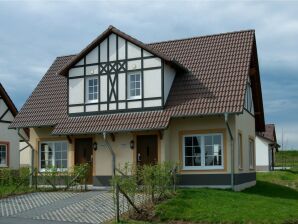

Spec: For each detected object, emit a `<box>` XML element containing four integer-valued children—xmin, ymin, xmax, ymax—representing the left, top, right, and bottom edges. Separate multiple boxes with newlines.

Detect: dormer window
<box><xmin>86</xmin><ymin>77</ymin><xmax>99</xmax><ymax>103</ymax></box>
<box><xmin>128</xmin><ymin>72</ymin><xmax>141</xmax><ymax>99</ymax></box>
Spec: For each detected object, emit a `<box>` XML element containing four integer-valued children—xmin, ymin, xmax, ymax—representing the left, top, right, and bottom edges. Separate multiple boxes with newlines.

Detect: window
<box><xmin>244</xmin><ymin>79</ymin><xmax>254</xmax><ymax>114</ymax></box>
<box><xmin>128</xmin><ymin>72</ymin><xmax>141</xmax><ymax>99</ymax></box>
<box><xmin>86</xmin><ymin>77</ymin><xmax>99</xmax><ymax>103</ymax></box>
<box><xmin>39</xmin><ymin>141</ymin><xmax>68</xmax><ymax>171</ymax></box>
<box><xmin>238</xmin><ymin>132</ymin><xmax>243</xmax><ymax>169</ymax></box>
<box><xmin>0</xmin><ymin>143</ymin><xmax>8</xmax><ymax>167</ymax></box>
<box><xmin>183</xmin><ymin>133</ymin><xmax>223</xmax><ymax>170</ymax></box>
<box><xmin>249</xmin><ymin>138</ymin><xmax>255</xmax><ymax>169</ymax></box>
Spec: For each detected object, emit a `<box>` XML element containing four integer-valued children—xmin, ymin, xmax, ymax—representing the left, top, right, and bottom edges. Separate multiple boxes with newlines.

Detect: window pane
<box><xmin>185</xmin><ymin>157</ymin><xmax>193</xmax><ymax>166</ymax></box>
<box><xmin>205</xmin><ymin>136</ymin><xmax>212</xmax><ymax>145</ymax></box>
<box><xmin>136</xmin><ymin>81</ymin><xmax>140</xmax><ymax>88</ymax></box>
<box><xmin>185</xmin><ymin>147</ymin><xmax>193</xmax><ymax>156</ymax></box>
<box><xmin>130</xmin><ymin>75</ymin><xmax>135</xmax><ymax>82</ymax></box>
<box><xmin>193</xmin><ymin>146</ymin><xmax>201</xmax><ymax>155</ymax></box>
<box><xmin>205</xmin><ymin>146</ymin><xmax>213</xmax><ymax>155</ymax></box>
<box><xmin>205</xmin><ymin>156</ymin><xmax>214</xmax><ymax>166</ymax></box>
<box><xmin>185</xmin><ymin>137</ymin><xmax>192</xmax><ymax>146</ymax></box>
<box><xmin>130</xmin><ymin>90</ymin><xmax>135</xmax><ymax>97</ymax></box>
<box><xmin>213</xmin><ymin>135</ymin><xmax>221</xmax><ymax>145</ymax></box>
<box><xmin>136</xmin><ymin>89</ymin><xmax>140</xmax><ymax>96</ymax></box>
<box><xmin>194</xmin><ymin>156</ymin><xmax>201</xmax><ymax>166</ymax></box>
<box><xmin>62</xmin><ymin>160</ymin><xmax>67</xmax><ymax>168</ymax></box>
<box><xmin>193</xmin><ymin>136</ymin><xmax>200</xmax><ymax>146</ymax></box>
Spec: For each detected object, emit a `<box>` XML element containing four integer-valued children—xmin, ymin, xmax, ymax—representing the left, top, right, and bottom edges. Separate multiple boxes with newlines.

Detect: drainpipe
<box><xmin>224</xmin><ymin>113</ymin><xmax>234</xmax><ymax>190</ymax></box>
<box><xmin>102</xmin><ymin>132</ymin><xmax>116</xmax><ymax>176</ymax></box>
<box><xmin>18</xmin><ymin>128</ymin><xmax>35</xmax><ymax>186</ymax></box>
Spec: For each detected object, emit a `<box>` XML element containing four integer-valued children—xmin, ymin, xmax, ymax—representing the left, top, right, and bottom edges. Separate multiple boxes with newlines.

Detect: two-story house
<box><xmin>10</xmin><ymin>26</ymin><xmax>265</xmax><ymax>191</ymax></box>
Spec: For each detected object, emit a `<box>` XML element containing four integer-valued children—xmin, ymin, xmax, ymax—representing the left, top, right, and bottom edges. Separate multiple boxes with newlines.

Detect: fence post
<box><xmin>116</xmin><ymin>184</ymin><xmax>120</xmax><ymax>222</ymax></box>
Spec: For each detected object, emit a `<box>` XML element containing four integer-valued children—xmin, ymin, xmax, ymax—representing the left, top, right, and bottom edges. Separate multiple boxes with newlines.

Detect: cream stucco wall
<box><xmin>234</xmin><ymin>110</ymin><xmax>256</xmax><ymax>173</ymax></box>
<box><xmin>255</xmin><ymin>136</ymin><xmax>270</xmax><ymax>167</ymax></box>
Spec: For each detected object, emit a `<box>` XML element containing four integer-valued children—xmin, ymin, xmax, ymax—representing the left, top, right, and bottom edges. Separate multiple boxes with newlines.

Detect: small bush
<box><xmin>0</xmin><ymin>168</ymin><xmax>30</xmax><ymax>186</ymax></box>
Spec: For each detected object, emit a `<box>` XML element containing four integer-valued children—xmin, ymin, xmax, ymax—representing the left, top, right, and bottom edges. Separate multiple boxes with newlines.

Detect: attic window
<box><xmin>128</xmin><ymin>72</ymin><xmax>141</xmax><ymax>99</ymax></box>
<box><xmin>86</xmin><ymin>77</ymin><xmax>99</xmax><ymax>103</ymax></box>
<box><xmin>0</xmin><ymin>144</ymin><xmax>8</xmax><ymax>167</ymax></box>
<box><xmin>244</xmin><ymin>79</ymin><xmax>254</xmax><ymax>115</ymax></box>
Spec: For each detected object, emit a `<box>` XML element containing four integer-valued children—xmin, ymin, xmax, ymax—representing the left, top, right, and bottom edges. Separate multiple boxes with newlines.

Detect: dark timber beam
<box><xmin>66</xmin><ymin>135</ymin><xmax>73</xmax><ymax>144</ymax></box>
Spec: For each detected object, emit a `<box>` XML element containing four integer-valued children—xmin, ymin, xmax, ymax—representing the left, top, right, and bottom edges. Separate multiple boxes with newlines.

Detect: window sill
<box><xmin>182</xmin><ymin>166</ymin><xmax>224</xmax><ymax>171</ymax></box>
<box><xmin>127</xmin><ymin>97</ymin><xmax>142</xmax><ymax>100</ymax></box>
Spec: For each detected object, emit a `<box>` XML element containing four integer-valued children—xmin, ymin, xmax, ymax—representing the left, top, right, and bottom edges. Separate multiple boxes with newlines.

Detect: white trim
<box><xmin>39</xmin><ymin>140</ymin><xmax>68</xmax><ymax>172</ymax></box>
<box><xmin>182</xmin><ymin>133</ymin><xmax>224</xmax><ymax>170</ymax></box>
<box><xmin>127</xmin><ymin>71</ymin><xmax>142</xmax><ymax>100</ymax></box>
<box><xmin>85</xmin><ymin>77</ymin><xmax>99</xmax><ymax>104</ymax></box>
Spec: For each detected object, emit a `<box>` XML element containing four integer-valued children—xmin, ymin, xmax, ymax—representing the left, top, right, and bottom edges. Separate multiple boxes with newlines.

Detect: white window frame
<box><xmin>182</xmin><ymin>133</ymin><xmax>224</xmax><ymax>170</ymax></box>
<box><xmin>0</xmin><ymin>144</ymin><xmax>8</xmax><ymax>167</ymax></box>
<box><xmin>127</xmin><ymin>72</ymin><xmax>142</xmax><ymax>100</ymax></box>
<box><xmin>39</xmin><ymin>141</ymin><xmax>68</xmax><ymax>172</ymax></box>
<box><xmin>86</xmin><ymin>77</ymin><xmax>99</xmax><ymax>103</ymax></box>
<box><xmin>249</xmin><ymin>138</ymin><xmax>255</xmax><ymax>169</ymax></box>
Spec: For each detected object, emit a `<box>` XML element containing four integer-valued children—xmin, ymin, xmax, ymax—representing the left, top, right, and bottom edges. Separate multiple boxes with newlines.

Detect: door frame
<box><xmin>133</xmin><ymin>132</ymin><xmax>161</xmax><ymax>165</ymax></box>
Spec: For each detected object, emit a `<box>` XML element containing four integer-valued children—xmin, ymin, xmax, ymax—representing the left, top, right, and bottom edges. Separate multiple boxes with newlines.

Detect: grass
<box><xmin>154</xmin><ymin>171</ymin><xmax>298</xmax><ymax>224</ymax></box>
<box><xmin>275</xmin><ymin>150</ymin><xmax>298</xmax><ymax>168</ymax></box>
<box><xmin>0</xmin><ymin>185</ymin><xmax>35</xmax><ymax>198</ymax></box>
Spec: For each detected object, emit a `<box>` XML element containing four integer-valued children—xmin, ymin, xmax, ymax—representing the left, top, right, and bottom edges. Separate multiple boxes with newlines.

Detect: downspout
<box><xmin>17</xmin><ymin>128</ymin><xmax>35</xmax><ymax>186</ymax></box>
<box><xmin>224</xmin><ymin>113</ymin><xmax>234</xmax><ymax>190</ymax></box>
<box><xmin>102</xmin><ymin>132</ymin><xmax>116</xmax><ymax>176</ymax></box>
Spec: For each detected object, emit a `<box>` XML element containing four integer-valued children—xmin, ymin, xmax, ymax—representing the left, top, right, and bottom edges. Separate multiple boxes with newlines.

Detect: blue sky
<box><xmin>0</xmin><ymin>1</ymin><xmax>297</xmax><ymax>148</ymax></box>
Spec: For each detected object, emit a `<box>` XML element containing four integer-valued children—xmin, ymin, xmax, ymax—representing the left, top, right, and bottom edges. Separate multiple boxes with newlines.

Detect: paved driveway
<box><xmin>0</xmin><ymin>191</ymin><xmax>126</xmax><ymax>224</ymax></box>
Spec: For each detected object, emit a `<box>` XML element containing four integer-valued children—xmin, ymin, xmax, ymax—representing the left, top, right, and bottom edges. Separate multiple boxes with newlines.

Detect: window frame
<box><xmin>39</xmin><ymin>140</ymin><xmax>68</xmax><ymax>172</ymax></box>
<box><xmin>238</xmin><ymin>131</ymin><xmax>243</xmax><ymax>170</ymax></box>
<box><xmin>127</xmin><ymin>72</ymin><xmax>142</xmax><ymax>100</ymax></box>
<box><xmin>182</xmin><ymin>133</ymin><xmax>224</xmax><ymax>170</ymax></box>
<box><xmin>0</xmin><ymin>142</ymin><xmax>9</xmax><ymax>168</ymax></box>
<box><xmin>249</xmin><ymin>137</ymin><xmax>255</xmax><ymax>169</ymax></box>
<box><xmin>85</xmin><ymin>77</ymin><xmax>99</xmax><ymax>103</ymax></box>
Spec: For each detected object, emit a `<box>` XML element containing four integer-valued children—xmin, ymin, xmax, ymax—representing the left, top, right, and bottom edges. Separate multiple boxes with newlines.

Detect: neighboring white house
<box><xmin>0</xmin><ymin>83</ymin><xmax>28</xmax><ymax>169</ymax></box>
<box><xmin>256</xmin><ymin>124</ymin><xmax>279</xmax><ymax>171</ymax></box>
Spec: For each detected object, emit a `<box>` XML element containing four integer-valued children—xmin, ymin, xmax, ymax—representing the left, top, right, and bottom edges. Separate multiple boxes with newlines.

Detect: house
<box><xmin>256</xmin><ymin>124</ymin><xmax>279</xmax><ymax>171</ymax></box>
<box><xmin>0</xmin><ymin>83</ymin><xmax>28</xmax><ymax>169</ymax></box>
<box><xmin>9</xmin><ymin>26</ymin><xmax>265</xmax><ymax>191</ymax></box>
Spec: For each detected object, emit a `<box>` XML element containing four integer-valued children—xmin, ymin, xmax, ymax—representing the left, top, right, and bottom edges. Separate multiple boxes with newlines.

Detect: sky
<box><xmin>0</xmin><ymin>0</ymin><xmax>297</xmax><ymax>149</ymax></box>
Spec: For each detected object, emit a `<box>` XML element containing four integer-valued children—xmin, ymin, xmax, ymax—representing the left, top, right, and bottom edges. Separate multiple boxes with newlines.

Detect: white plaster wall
<box><xmin>127</xmin><ymin>42</ymin><xmax>141</xmax><ymax>59</ymax></box>
<box><xmin>255</xmin><ymin>136</ymin><xmax>269</xmax><ymax>166</ymax></box>
<box><xmin>143</xmin><ymin>69</ymin><xmax>162</xmax><ymax>98</ymax></box>
<box><xmin>20</xmin><ymin>141</ymin><xmax>31</xmax><ymax>167</ymax></box>
<box><xmin>100</xmin><ymin>75</ymin><xmax>107</xmax><ymax>102</ymax></box>
<box><xmin>109</xmin><ymin>34</ymin><xmax>117</xmax><ymax>61</ymax></box>
<box><xmin>0</xmin><ymin>100</ymin><xmax>20</xmax><ymax>169</ymax></box>
<box><xmin>69</xmin><ymin>67</ymin><xmax>84</xmax><ymax>77</ymax></box>
<box><xmin>164</xmin><ymin>64</ymin><xmax>176</xmax><ymax>103</ymax></box>
<box><xmin>69</xmin><ymin>78</ymin><xmax>84</xmax><ymax>105</ymax></box>
<box><xmin>86</xmin><ymin>47</ymin><xmax>98</xmax><ymax>64</ymax></box>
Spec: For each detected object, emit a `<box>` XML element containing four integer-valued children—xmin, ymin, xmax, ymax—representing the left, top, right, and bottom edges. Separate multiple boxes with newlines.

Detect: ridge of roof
<box><xmin>148</xmin><ymin>29</ymin><xmax>255</xmax><ymax>45</ymax></box>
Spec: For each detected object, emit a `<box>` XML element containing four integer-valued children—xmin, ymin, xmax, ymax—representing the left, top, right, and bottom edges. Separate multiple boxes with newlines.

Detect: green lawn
<box><xmin>155</xmin><ymin>171</ymin><xmax>298</xmax><ymax>224</ymax></box>
<box><xmin>275</xmin><ymin>150</ymin><xmax>298</xmax><ymax>168</ymax></box>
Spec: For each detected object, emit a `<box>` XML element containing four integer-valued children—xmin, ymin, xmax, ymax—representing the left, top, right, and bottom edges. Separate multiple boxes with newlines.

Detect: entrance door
<box><xmin>137</xmin><ymin>135</ymin><xmax>158</xmax><ymax>166</ymax></box>
<box><xmin>75</xmin><ymin>138</ymin><xmax>93</xmax><ymax>184</ymax></box>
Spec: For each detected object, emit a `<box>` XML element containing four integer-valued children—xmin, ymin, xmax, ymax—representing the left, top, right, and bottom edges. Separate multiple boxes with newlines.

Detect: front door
<box><xmin>75</xmin><ymin>138</ymin><xmax>93</xmax><ymax>184</ymax></box>
<box><xmin>137</xmin><ymin>135</ymin><xmax>158</xmax><ymax>166</ymax></box>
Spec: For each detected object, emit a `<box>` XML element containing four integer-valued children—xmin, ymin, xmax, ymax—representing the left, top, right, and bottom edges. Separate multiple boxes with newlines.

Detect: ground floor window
<box><xmin>249</xmin><ymin>138</ymin><xmax>255</xmax><ymax>169</ymax></box>
<box><xmin>183</xmin><ymin>133</ymin><xmax>224</xmax><ymax>170</ymax></box>
<box><xmin>39</xmin><ymin>141</ymin><xmax>68</xmax><ymax>171</ymax></box>
<box><xmin>0</xmin><ymin>143</ymin><xmax>8</xmax><ymax>167</ymax></box>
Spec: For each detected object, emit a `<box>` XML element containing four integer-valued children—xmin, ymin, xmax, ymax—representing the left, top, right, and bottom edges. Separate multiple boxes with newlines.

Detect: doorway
<box><xmin>75</xmin><ymin>138</ymin><xmax>93</xmax><ymax>184</ymax></box>
<box><xmin>136</xmin><ymin>135</ymin><xmax>158</xmax><ymax>166</ymax></box>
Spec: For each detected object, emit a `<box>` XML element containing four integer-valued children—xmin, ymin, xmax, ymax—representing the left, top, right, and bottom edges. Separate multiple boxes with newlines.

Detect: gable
<box><xmin>68</xmin><ymin>32</ymin><xmax>176</xmax><ymax>115</ymax></box>
<box><xmin>0</xmin><ymin>83</ymin><xmax>18</xmax><ymax>124</ymax></box>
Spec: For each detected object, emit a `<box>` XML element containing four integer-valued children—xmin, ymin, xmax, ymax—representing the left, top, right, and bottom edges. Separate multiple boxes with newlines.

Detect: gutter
<box><xmin>102</xmin><ymin>132</ymin><xmax>116</xmax><ymax>176</ymax></box>
<box><xmin>17</xmin><ymin>128</ymin><xmax>35</xmax><ymax>186</ymax></box>
<box><xmin>224</xmin><ymin>113</ymin><xmax>234</xmax><ymax>190</ymax></box>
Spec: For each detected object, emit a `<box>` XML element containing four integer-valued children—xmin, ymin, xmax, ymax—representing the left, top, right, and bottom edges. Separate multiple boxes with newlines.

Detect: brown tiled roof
<box><xmin>10</xmin><ymin>28</ymin><xmax>264</xmax><ymax>135</ymax></box>
<box><xmin>257</xmin><ymin>124</ymin><xmax>277</xmax><ymax>143</ymax></box>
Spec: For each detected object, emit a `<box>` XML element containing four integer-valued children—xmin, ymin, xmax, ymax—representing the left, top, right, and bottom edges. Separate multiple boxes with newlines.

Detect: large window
<box><xmin>0</xmin><ymin>143</ymin><xmax>8</xmax><ymax>167</ymax></box>
<box><xmin>183</xmin><ymin>133</ymin><xmax>223</xmax><ymax>170</ymax></box>
<box><xmin>128</xmin><ymin>72</ymin><xmax>141</xmax><ymax>99</ymax></box>
<box><xmin>238</xmin><ymin>132</ymin><xmax>243</xmax><ymax>169</ymax></box>
<box><xmin>39</xmin><ymin>141</ymin><xmax>68</xmax><ymax>171</ymax></box>
<box><xmin>249</xmin><ymin>138</ymin><xmax>255</xmax><ymax>169</ymax></box>
<box><xmin>86</xmin><ymin>77</ymin><xmax>99</xmax><ymax>103</ymax></box>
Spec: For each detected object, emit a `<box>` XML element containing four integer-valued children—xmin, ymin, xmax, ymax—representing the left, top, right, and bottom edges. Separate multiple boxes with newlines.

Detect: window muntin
<box><xmin>86</xmin><ymin>77</ymin><xmax>99</xmax><ymax>103</ymax></box>
<box><xmin>39</xmin><ymin>141</ymin><xmax>68</xmax><ymax>171</ymax></box>
<box><xmin>128</xmin><ymin>72</ymin><xmax>141</xmax><ymax>99</ymax></box>
<box><xmin>249</xmin><ymin>138</ymin><xmax>255</xmax><ymax>169</ymax></box>
<box><xmin>0</xmin><ymin>144</ymin><xmax>8</xmax><ymax>167</ymax></box>
<box><xmin>238</xmin><ymin>132</ymin><xmax>243</xmax><ymax>169</ymax></box>
<box><xmin>183</xmin><ymin>133</ymin><xmax>223</xmax><ymax>170</ymax></box>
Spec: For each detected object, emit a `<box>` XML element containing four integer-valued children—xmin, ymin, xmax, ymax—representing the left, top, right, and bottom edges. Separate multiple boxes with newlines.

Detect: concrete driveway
<box><xmin>0</xmin><ymin>191</ymin><xmax>126</xmax><ymax>224</ymax></box>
